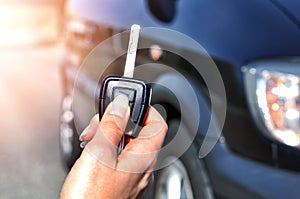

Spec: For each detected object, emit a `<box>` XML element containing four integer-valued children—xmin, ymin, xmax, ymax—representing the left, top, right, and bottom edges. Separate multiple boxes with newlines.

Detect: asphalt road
<box><xmin>0</xmin><ymin>43</ymin><xmax>67</xmax><ymax>199</ymax></box>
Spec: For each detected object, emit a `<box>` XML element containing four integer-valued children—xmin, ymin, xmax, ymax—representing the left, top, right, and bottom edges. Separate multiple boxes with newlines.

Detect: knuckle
<box><xmin>100</xmin><ymin>119</ymin><xmax>124</xmax><ymax>138</ymax></box>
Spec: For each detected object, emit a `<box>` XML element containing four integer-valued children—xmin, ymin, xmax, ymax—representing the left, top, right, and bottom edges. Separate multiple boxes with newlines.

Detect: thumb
<box><xmin>97</xmin><ymin>94</ymin><xmax>130</xmax><ymax>147</ymax></box>
<box><xmin>84</xmin><ymin>94</ymin><xmax>130</xmax><ymax>167</ymax></box>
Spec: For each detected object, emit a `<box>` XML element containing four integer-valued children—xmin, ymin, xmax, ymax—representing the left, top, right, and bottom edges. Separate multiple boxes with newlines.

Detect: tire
<box><xmin>138</xmin><ymin>118</ymin><xmax>215</xmax><ymax>199</ymax></box>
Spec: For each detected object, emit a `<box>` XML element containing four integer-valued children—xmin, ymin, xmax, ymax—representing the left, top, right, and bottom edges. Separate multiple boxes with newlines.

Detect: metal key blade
<box><xmin>124</xmin><ymin>24</ymin><xmax>140</xmax><ymax>78</ymax></box>
<box><xmin>118</xmin><ymin>24</ymin><xmax>141</xmax><ymax>153</ymax></box>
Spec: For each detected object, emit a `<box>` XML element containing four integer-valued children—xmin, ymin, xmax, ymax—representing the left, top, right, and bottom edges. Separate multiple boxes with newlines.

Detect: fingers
<box><xmin>79</xmin><ymin>99</ymin><xmax>167</xmax><ymax>172</ymax></box>
<box><xmin>80</xmin><ymin>95</ymin><xmax>130</xmax><ymax>146</ymax></box>
<box><xmin>97</xmin><ymin>94</ymin><xmax>130</xmax><ymax>146</ymax></box>
<box><xmin>83</xmin><ymin>95</ymin><xmax>130</xmax><ymax>167</ymax></box>
<box><xmin>125</xmin><ymin>106</ymin><xmax>168</xmax><ymax>153</ymax></box>
<box><xmin>117</xmin><ymin>106</ymin><xmax>168</xmax><ymax>172</ymax></box>
<box><xmin>79</xmin><ymin>114</ymin><xmax>99</xmax><ymax>144</ymax></box>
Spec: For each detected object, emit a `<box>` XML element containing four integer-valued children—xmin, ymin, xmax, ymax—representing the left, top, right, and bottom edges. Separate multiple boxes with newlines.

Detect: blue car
<box><xmin>59</xmin><ymin>0</ymin><xmax>300</xmax><ymax>198</ymax></box>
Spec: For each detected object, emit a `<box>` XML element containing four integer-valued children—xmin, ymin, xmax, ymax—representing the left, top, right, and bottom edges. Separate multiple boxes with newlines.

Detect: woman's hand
<box><xmin>60</xmin><ymin>95</ymin><xmax>168</xmax><ymax>199</ymax></box>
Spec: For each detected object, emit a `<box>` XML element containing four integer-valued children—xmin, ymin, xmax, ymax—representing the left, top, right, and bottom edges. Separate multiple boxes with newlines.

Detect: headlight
<box><xmin>243</xmin><ymin>60</ymin><xmax>300</xmax><ymax>148</ymax></box>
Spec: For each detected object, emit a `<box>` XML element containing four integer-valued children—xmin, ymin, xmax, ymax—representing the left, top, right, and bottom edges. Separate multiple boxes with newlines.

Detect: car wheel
<box><xmin>154</xmin><ymin>147</ymin><xmax>214</xmax><ymax>199</ymax></box>
<box><xmin>139</xmin><ymin>118</ymin><xmax>215</xmax><ymax>199</ymax></box>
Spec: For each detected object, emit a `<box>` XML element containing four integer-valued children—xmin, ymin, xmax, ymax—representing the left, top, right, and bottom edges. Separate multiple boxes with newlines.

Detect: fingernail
<box><xmin>79</xmin><ymin>125</ymin><xmax>90</xmax><ymax>141</ymax></box>
<box><xmin>80</xmin><ymin>141</ymin><xmax>86</xmax><ymax>148</ymax></box>
<box><xmin>110</xmin><ymin>94</ymin><xmax>129</xmax><ymax>117</ymax></box>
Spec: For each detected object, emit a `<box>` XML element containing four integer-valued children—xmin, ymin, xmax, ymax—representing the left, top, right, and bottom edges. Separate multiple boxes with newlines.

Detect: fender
<box><xmin>149</xmin><ymin>72</ymin><xmax>223</xmax><ymax>158</ymax></box>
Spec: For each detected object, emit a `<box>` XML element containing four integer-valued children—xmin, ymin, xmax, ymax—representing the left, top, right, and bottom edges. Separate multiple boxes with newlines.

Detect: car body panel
<box><xmin>274</xmin><ymin>0</ymin><xmax>300</xmax><ymax>27</ymax></box>
<box><xmin>69</xmin><ymin>0</ymin><xmax>300</xmax><ymax>68</ymax></box>
<box><xmin>207</xmin><ymin>143</ymin><xmax>300</xmax><ymax>199</ymax></box>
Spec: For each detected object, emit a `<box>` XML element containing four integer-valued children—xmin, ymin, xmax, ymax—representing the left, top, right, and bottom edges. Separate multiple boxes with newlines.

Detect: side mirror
<box><xmin>147</xmin><ymin>0</ymin><xmax>177</xmax><ymax>23</ymax></box>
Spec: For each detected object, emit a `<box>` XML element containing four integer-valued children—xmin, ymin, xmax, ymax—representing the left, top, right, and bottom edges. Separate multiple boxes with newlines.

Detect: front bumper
<box><xmin>205</xmin><ymin>143</ymin><xmax>300</xmax><ymax>199</ymax></box>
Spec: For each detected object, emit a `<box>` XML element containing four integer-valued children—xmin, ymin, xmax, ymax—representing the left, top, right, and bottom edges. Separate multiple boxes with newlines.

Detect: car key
<box><xmin>99</xmin><ymin>24</ymin><xmax>152</xmax><ymax>152</ymax></box>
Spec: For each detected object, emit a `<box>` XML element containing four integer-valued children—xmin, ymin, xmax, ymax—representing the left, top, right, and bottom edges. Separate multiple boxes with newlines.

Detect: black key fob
<box><xmin>99</xmin><ymin>75</ymin><xmax>152</xmax><ymax>137</ymax></box>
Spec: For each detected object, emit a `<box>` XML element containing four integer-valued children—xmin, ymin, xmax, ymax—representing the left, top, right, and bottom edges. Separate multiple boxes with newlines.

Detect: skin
<box><xmin>60</xmin><ymin>95</ymin><xmax>168</xmax><ymax>199</ymax></box>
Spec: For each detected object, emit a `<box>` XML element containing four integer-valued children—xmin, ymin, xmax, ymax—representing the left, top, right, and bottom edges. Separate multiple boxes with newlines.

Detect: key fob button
<box><xmin>113</xmin><ymin>87</ymin><xmax>136</xmax><ymax>110</ymax></box>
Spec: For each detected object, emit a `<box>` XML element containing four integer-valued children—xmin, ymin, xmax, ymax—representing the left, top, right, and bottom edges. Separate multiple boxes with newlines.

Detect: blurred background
<box><xmin>0</xmin><ymin>0</ymin><xmax>67</xmax><ymax>198</ymax></box>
